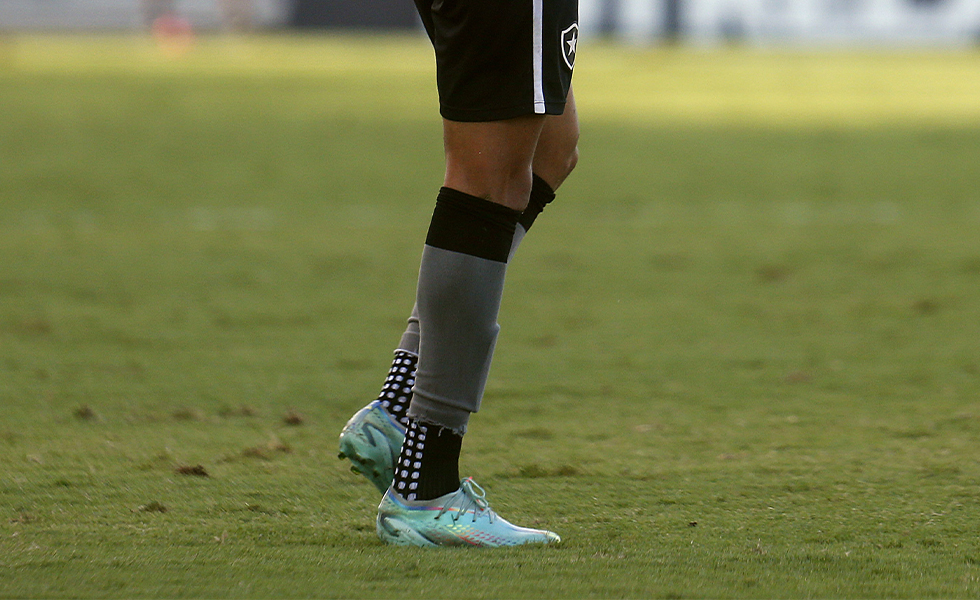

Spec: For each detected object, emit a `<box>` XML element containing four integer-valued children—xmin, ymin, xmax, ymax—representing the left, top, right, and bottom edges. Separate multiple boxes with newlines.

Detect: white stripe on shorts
<box><xmin>532</xmin><ymin>0</ymin><xmax>545</xmax><ymax>113</ymax></box>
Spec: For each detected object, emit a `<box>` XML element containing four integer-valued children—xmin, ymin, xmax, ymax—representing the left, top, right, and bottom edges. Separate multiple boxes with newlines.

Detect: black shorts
<box><xmin>414</xmin><ymin>0</ymin><xmax>578</xmax><ymax>122</ymax></box>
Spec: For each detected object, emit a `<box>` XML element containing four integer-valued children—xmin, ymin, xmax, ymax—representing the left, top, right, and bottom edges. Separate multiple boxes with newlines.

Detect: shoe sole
<box><xmin>337</xmin><ymin>426</ymin><xmax>395</xmax><ymax>493</ymax></box>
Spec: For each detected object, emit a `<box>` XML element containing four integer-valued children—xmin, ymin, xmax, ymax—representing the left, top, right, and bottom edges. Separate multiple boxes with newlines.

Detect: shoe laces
<box><xmin>436</xmin><ymin>477</ymin><xmax>495</xmax><ymax>524</ymax></box>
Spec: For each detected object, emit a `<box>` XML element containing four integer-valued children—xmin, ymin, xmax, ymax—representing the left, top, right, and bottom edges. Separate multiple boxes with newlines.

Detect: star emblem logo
<box><xmin>561</xmin><ymin>23</ymin><xmax>579</xmax><ymax>70</ymax></box>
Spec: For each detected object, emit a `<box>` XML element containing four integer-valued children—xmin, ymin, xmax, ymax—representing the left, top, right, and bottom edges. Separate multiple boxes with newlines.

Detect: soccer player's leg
<box><xmin>513</xmin><ymin>87</ymin><xmax>581</xmax><ymax>248</ymax></box>
<box><xmin>379</xmin><ymin>114</ymin><xmax>561</xmax><ymax>547</ymax></box>
<box><xmin>347</xmin><ymin>0</ymin><xmax>576</xmax><ymax>546</ymax></box>
<box><xmin>338</xmin><ymin>102</ymin><xmax>577</xmax><ymax>493</ymax></box>
<box><xmin>336</xmin><ymin>116</ymin><xmax>543</xmax><ymax>494</ymax></box>
<box><xmin>376</xmin><ymin>97</ymin><xmax>581</xmax><ymax>547</ymax></box>
<box><xmin>533</xmin><ymin>87</ymin><xmax>580</xmax><ymax>194</ymax></box>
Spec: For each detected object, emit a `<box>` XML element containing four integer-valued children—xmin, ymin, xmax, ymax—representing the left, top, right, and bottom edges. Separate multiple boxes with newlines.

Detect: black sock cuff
<box><xmin>425</xmin><ymin>188</ymin><xmax>521</xmax><ymax>263</ymax></box>
<box><xmin>518</xmin><ymin>174</ymin><xmax>557</xmax><ymax>232</ymax></box>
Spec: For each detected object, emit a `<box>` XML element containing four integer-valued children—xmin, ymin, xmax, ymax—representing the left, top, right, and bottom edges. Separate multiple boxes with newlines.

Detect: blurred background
<box><xmin>2</xmin><ymin>0</ymin><xmax>979</xmax><ymax>46</ymax></box>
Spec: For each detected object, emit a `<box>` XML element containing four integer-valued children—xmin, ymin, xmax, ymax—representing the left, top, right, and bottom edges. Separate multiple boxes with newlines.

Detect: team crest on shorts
<box><xmin>561</xmin><ymin>23</ymin><xmax>578</xmax><ymax>70</ymax></box>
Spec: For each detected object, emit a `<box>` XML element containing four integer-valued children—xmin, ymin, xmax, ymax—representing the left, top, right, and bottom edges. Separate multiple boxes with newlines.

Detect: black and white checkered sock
<box><xmin>393</xmin><ymin>419</ymin><xmax>461</xmax><ymax>501</ymax></box>
<box><xmin>377</xmin><ymin>350</ymin><xmax>417</xmax><ymax>427</ymax></box>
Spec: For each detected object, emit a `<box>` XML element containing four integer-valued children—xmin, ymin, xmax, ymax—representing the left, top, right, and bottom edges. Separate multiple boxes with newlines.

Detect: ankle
<box><xmin>393</xmin><ymin>419</ymin><xmax>462</xmax><ymax>501</ymax></box>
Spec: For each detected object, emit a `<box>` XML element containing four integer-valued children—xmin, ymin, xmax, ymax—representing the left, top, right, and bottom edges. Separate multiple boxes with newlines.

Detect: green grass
<box><xmin>2</xmin><ymin>34</ymin><xmax>980</xmax><ymax>598</ymax></box>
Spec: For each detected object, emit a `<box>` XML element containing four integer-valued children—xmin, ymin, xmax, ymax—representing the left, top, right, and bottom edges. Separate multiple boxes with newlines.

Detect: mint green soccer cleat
<box><xmin>338</xmin><ymin>401</ymin><xmax>406</xmax><ymax>493</ymax></box>
<box><xmin>376</xmin><ymin>477</ymin><xmax>561</xmax><ymax>547</ymax></box>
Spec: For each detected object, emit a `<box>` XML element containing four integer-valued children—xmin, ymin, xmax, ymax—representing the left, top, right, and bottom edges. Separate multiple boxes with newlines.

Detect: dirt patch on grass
<box><xmin>171</xmin><ymin>407</ymin><xmax>205</xmax><ymax>421</ymax></box>
<box><xmin>137</xmin><ymin>501</ymin><xmax>168</xmax><ymax>513</ymax></box>
<box><xmin>74</xmin><ymin>405</ymin><xmax>100</xmax><ymax>421</ymax></box>
<box><xmin>283</xmin><ymin>410</ymin><xmax>304</xmax><ymax>426</ymax></box>
<box><xmin>175</xmin><ymin>464</ymin><xmax>209</xmax><ymax>477</ymax></box>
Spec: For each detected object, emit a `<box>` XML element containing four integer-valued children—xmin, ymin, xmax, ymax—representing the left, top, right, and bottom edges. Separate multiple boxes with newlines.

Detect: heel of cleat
<box><xmin>337</xmin><ymin>401</ymin><xmax>406</xmax><ymax>493</ymax></box>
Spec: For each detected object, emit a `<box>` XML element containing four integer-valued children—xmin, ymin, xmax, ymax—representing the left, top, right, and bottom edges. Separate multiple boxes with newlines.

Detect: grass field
<box><xmin>2</xmin><ymin>34</ymin><xmax>980</xmax><ymax>598</ymax></box>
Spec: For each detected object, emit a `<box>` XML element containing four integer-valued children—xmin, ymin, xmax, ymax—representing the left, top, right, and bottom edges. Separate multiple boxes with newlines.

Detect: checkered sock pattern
<box><xmin>393</xmin><ymin>419</ymin><xmax>462</xmax><ymax>501</ymax></box>
<box><xmin>377</xmin><ymin>351</ymin><xmax>417</xmax><ymax>427</ymax></box>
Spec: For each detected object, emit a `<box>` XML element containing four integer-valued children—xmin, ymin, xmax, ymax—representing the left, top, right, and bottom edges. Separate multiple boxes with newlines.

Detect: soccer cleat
<box><xmin>376</xmin><ymin>477</ymin><xmax>561</xmax><ymax>547</ymax></box>
<box><xmin>338</xmin><ymin>400</ymin><xmax>406</xmax><ymax>493</ymax></box>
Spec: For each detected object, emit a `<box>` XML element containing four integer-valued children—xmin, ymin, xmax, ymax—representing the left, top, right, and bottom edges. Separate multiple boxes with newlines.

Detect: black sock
<box><xmin>518</xmin><ymin>174</ymin><xmax>556</xmax><ymax>232</ymax></box>
<box><xmin>392</xmin><ymin>419</ymin><xmax>462</xmax><ymax>501</ymax></box>
<box><xmin>377</xmin><ymin>351</ymin><xmax>417</xmax><ymax>427</ymax></box>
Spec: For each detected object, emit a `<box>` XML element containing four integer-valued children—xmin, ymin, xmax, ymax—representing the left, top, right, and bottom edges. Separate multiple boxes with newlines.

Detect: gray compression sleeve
<box><xmin>396</xmin><ymin>221</ymin><xmax>527</xmax><ymax>357</ymax></box>
<box><xmin>406</xmin><ymin>246</ymin><xmax>508</xmax><ymax>434</ymax></box>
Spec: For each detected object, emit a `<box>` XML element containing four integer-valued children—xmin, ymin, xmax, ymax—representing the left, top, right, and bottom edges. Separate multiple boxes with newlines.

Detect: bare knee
<box><xmin>550</xmin><ymin>142</ymin><xmax>578</xmax><ymax>188</ymax></box>
<box><xmin>442</xmin><ymin>116</ymin><xmax>545</xmax><ymax>210</ymax></box>
<box><xmin>534</xmin><ymin>128</ymin><xmax>579</xmax><ymax>191</ymax></box>
<box><xmin>564</xmin><ymin>143</ymin><xmax>580</xmax><ymax>180</ymax></box>
<box><xmin>444</xmin><ymin>153</ymin><xmax>535</xmax><ymax>210</ymax></box>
